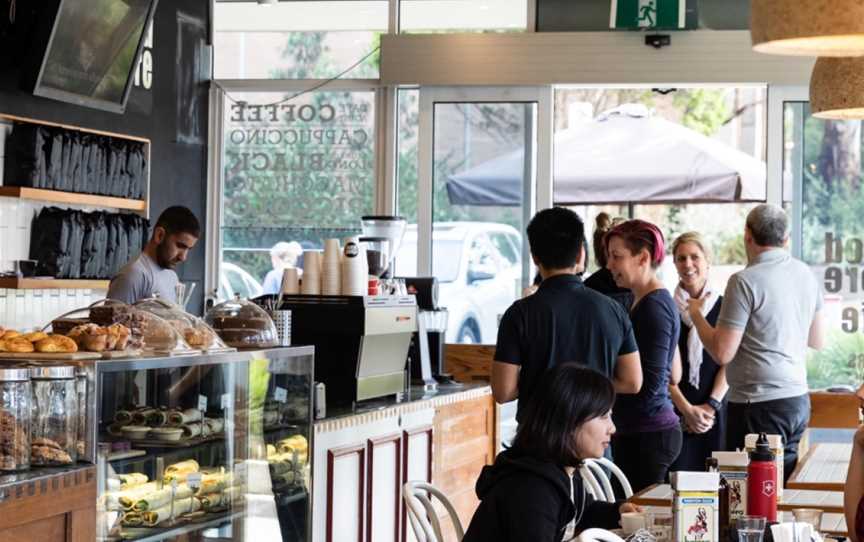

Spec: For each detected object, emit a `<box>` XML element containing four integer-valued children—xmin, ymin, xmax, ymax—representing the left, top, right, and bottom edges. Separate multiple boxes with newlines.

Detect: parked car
<box><xmin>395</xmin><ymin>222</ymin><xmax>522</xmax><ymax>344</ymax></box>
<box><xmin>218</xmin><ymin>262</ymin><xmax>263</xmax><ymax>301</ymax></box>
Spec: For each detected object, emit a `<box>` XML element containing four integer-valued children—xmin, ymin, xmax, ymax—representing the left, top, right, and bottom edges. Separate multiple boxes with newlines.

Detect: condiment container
<box><xmin>30</xmin><ymin>365</ymin><xmax>77</xmax><ymax>466</ymax></box>
<box><xmin>0</xmin><ymin>368</ymin><xmax>31</xmax><ymax>471</ymax></box>
<box><xmin>712</xmin><ymin>450</ymin><xmax>749</xmax><ymax>527</ymax></box>
<box><xmin>671</xmin><ymin>471</ymin><xmax>720</xmax><ymax>542</ymax></box>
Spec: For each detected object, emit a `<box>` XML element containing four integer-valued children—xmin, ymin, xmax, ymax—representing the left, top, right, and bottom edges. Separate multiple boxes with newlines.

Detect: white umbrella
<box><xmin>445</xmin><ymin>103</ymin><xmax>766</xmax><ymax>206</ymax></box>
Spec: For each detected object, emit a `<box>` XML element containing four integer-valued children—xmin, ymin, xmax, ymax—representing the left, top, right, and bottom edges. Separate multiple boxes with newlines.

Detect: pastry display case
<box><xmin>0</xmin><ymin>346</ymin><xmax>314</xmax><ymax>542</ymax></box>
<box><xmin>92</xmin><ymin>347</ymin><xmax>313</xmax><ymax>541</ymax></box>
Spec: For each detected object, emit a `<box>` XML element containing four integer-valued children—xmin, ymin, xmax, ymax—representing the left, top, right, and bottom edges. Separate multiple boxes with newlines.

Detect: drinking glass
<box><xmin>791</xmin><ymin>508</ymin><xmax>823</xmax><ymax>532</ymax></box>
<box><xmin>737</xmin><ymin>515</ymin><xmax>767</xmax><ymax>542</ymax></box>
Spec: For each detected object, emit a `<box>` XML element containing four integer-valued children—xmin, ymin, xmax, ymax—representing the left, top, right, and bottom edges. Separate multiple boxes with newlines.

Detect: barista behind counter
<box><xmin>107</xmin><ymin>206</ymin><xmax>200</xmax><ymax>305</ymax></box>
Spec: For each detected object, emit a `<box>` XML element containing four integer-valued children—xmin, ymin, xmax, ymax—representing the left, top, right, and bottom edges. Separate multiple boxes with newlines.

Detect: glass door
<box><xmin>415</xmin><ymin>86</ymin><xmax>552</xmax><ymax>346</ymax></box>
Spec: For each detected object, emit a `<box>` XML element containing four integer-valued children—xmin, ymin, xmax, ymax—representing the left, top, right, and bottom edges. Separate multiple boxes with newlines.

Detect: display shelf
<box><xmin>118</xmin><ymin>508</ymin><xmax>243</xmax><ymax>542</ymax></box>
<box><xmin>0</xmin><ymin>277</ymin><xmax>110</xmax><ymax>290</ymax></box>
<box><xmin>0</xmin><ymin>186</ymin><xmax>147</xmax><ymax>211</ymax></box>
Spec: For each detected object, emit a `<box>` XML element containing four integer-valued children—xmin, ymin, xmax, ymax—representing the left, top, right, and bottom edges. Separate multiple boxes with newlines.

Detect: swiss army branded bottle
<box><xmin>706</xmin><ymin>457</ymin><xmax>730</xmax><ymax>541</ymax></box>
<box><xmin>746</xmin><ymin>432</ymin><xmax>778</xmax><ymax>521</ymax></box>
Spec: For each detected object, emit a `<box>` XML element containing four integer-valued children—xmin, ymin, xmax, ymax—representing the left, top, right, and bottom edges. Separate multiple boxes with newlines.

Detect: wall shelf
<box><xmin>0</xmin><ymin>278</ymin><xmax>110</xmax><ymax>290</ymax></box>
<box><xmin>0</xmin><ymin>187</ymin><xmax>147</xmax><ymax>212</ymax></box>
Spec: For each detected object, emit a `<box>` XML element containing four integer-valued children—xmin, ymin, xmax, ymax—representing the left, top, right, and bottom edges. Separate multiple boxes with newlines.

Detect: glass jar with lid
<box><xmin>0</xmin><ymin>367</ymin><xmax>31</xmax><ymax>471</ymax></box>
<box><xmin>30</xmin><ymin>365</ymin><xmax>77</xmax><ymax>466</ymax></box>
<box><xmin>205</xmin><ymin>295</ymin><xmax>278</xmax><ymax>349</ymax></box>
<box><xmin>75</xmin><ymin>368</ymin><xmax>88</xmax><ymax>460</ymax></box>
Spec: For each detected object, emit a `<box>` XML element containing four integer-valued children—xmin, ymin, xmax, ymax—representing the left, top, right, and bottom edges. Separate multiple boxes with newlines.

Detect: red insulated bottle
<box><xmin>747</xmin><ymin>432</ymin><xmax>778</xmax><ymax>521</ymax></box>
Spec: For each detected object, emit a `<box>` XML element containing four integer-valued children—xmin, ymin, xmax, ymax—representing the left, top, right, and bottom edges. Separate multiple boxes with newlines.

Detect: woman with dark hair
<box><xmin>463</xmin><ymin>364</ymin><xmax>640</xmax><ymax>542</ymax></box>
<box><xmin>585</xmin><ymin>212</ymin><xmax>634</xmax><ymax>309</ymax></box>
<box><xmin>605</xmin><ymin>219</ymin><xmax>682</xmax><ymax>492</ymax></box>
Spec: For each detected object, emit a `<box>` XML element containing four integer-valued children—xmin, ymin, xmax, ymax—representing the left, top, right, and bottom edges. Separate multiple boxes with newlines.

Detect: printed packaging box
<box><xmin>671</xmin><ymin>471</ymin><xmax>720</xmax><ymax>542</ymax></box>
<box><xmin>712</xmin><ymin>450</ymin><xmax>749</xmax><ymax>526</ymax></box>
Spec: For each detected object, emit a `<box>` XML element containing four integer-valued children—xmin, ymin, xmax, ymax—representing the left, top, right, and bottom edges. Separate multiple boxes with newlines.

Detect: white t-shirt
<box><xmin>107</xmin><ymin>252</ymin><xmax>179</xmax><ymax>304</ymax></box>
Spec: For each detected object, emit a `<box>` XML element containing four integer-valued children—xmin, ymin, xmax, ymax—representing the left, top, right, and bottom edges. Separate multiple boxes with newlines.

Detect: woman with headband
<box><xmin>605</xmin><ymin>219</ymin><xmax>682</xmax><ymax>492</ymax></box>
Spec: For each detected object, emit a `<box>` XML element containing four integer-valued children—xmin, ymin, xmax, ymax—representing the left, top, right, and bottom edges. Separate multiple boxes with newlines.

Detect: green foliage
<box><xmin>714</xmin><ymin>233</ymin><xmax>746</xmax><ymax>265</ymax></box>
<box><xmin>806</xmin><ymin>330</ymin><xmax>864</xmax><ymax>389</ymax></box>
<box><xmin>673</xmin><ymin>89</ymin><xmax>730</xmax><ymax>136</ymax></box>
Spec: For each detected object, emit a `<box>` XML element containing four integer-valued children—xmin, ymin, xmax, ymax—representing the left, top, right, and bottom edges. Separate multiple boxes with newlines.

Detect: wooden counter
<box><xmin>311</xmin><ymin>384</ymin><xmax>495</xmax><ymax>542</ymax></box>
<box><xmin>0</xmin><ymin>465</ymin><xmax>96</xmax><ymax>542</ymax></box>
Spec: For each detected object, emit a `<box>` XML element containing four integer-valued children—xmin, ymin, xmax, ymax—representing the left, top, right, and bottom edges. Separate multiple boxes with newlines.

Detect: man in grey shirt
<box><xmin>687</xmin><ymin>204</ymin><xmax>824</xmax><ymax>479</ymax></box>
<box><xmin>108</xmin><ymin>206</ymin><xmax>200</xmax><ymax>305</ymax></box>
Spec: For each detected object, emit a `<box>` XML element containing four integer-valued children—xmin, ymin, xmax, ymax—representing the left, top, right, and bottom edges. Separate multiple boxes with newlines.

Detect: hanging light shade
<box><xmin>810</xmin><ymin>57</ymin><xmax>864</xmax><ymax>119</ymax></box>
<box><xmin>751</xmin><ymin>0</ymin><xmax>864</xmax><ymax>56</ymax></box>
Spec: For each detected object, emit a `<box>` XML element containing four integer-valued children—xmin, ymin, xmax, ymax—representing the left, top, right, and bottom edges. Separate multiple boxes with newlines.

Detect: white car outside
<box><xmin>395</xmin><ymin>222</ymin><xmax>523</xmax><ymax>344</ymax></box>
<box><xmin>219</xmin><ymin>262</ymin><xmax>264</xmax><ymax>301</ymax></box>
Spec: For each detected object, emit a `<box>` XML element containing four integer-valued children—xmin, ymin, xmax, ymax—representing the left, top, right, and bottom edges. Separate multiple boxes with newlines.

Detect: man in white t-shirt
<box><xmin>108</xmin><ymin>206</ymin><xmax>200</xmax><ymax>304</ymax></box>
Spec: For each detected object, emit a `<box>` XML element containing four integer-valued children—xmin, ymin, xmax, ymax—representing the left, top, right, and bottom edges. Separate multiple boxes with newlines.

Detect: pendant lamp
<box><xmin>751</xmin><ymin>0</ymin><xmax>864</xmax><ymax>56</ymax></box>
<box><xmin>810</xmin><ymin>57</ymin><xmax>864</xmax><ymax>119</ymax></box>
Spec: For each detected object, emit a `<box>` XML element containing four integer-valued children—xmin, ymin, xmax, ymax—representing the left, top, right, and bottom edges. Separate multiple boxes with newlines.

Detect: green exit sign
<box><xmin>610</xmin><ymin>0</ymin><xmax>685</xmax><ymax>30</ymax></box>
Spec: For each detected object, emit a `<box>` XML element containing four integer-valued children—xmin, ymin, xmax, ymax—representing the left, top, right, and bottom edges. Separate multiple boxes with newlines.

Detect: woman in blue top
<box><xmin>605</xmin><ymin>219</ymin><xmax>682</xmax><ymax>492</ymax></box>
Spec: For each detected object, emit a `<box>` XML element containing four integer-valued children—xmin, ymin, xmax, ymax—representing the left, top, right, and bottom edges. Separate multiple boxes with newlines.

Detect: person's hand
<box><xmin>683</xmin><ymin>404</ymin><xmax>714</xmax><ymax>434</ymax></box>
<box><xmin>855</xmin><ymin>425</ymin><xmax>864</xmax><ymax>448</ymax></box>
<box><xmin>687</xmin><ymin>297</ymin><xmax>706</xmax><ymax>316</ymax></box>
<box><xmin>619</xmin><ymin>502</ymin><xmax>643</xmax><ymax>515</ymax></box>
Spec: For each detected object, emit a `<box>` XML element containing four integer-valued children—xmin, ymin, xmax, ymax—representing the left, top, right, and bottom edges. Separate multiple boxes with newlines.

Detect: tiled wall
<box><xmin>0</xmin><ymin>120</ymin><xmax>106</xmax><ymax>330</ymax></box>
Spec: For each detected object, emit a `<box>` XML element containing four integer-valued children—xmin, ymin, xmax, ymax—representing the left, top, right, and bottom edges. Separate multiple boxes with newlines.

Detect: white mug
<box><xmin>620</xmin><ymin>512</ymin><xmax>646</xmax><ymax>535</ymax></box>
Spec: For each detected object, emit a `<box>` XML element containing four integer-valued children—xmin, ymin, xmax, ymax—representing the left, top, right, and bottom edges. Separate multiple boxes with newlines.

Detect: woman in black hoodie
<box><xmin>463</xmin><ymin>364</ymin><xmax>641</xmax><ymax>542</ymax></box>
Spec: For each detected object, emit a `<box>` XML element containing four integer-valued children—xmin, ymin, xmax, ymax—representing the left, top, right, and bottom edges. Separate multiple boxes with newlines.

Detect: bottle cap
<box><xmin>749</xmin><ymin>432</ymin><xmax>774</xmax><ymax>462</ymax></box>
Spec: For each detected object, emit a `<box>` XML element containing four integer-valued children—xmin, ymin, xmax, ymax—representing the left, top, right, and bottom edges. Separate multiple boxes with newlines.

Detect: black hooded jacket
<box><xmin>462</xmin><ymin>449</ymin><xmax>621</xmax><ymax>542</ymax></box>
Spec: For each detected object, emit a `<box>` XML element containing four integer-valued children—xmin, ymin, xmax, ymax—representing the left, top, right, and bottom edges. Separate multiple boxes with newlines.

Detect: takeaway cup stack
<box><xmin>279</xmin><ymin>267</ymin><xmax>300</xmax><ymax>295</ymax></box>
<box><xmin>300</xmin><ymin>250</ymin><xmax>322</xmax><ymax>295</ymax></box>
<box><xmin>341</xmin><ymin>236</ymin><xmax>367</xmax><ymax>296</ymax></box>
<box><xmin>321</xmin><ymin>239</ymin><xmax>342</xmax><ymax>295</ymax></box>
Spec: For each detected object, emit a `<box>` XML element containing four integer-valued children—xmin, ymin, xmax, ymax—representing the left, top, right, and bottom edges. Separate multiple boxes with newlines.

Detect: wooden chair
<box><xmin>403</xmin><ymin>480</ymin><xmax>465</xmax><ymax>542</ymax></box>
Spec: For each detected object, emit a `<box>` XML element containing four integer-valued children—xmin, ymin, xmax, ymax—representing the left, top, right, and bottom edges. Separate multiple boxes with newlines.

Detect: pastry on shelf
<box><xmin>31</xmin><ymin>437</ymin><xmax>73</xmax><ymax>465</ymax></box>
<box><xmin>0</xmin><ymin>338</ymin><xmax>34</xmax><ymax>353</ymax></box>
<box><xmin>22</xmin><ymin>331</ymin><xmax>48</xmax><ymax>342</ymax></box>
<box><xmin>34</xmin><ymin>334</ymin><xmax>78</xmax><ymax>353</ymax></box>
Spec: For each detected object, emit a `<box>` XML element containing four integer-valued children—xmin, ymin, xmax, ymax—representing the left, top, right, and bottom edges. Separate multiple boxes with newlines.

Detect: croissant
<box><xmin>35</xmin><ymin>335</ymin><xmax>78</xmax><ymax>353</ymax></box>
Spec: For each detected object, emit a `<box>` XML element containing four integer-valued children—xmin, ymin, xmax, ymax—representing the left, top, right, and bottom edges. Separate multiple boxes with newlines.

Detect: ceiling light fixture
<box><xmin>810</xmin><ymin>57</ymin><xmax>864</xmax><ymax>119</ymax></box>
<box><xmin>751</xmin><ymin>0</ymin><xmax>864</xmax><ymax>56</ymax></box>
<box><xmin>258</xmin><ymin>0</ymin><xmax>277</xmax><ymax>5</ymax></box>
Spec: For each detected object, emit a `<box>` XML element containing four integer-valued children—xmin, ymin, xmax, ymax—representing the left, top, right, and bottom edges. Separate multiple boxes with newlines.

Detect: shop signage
<box><xmin>133</xmin><ymin>22</ymin><xmax>154</xmax><ymax>91</ymax></box>
<box><xmin>223</xmin><ymin>98</ymin><xmax>374</xmax><ymax>222</ymax></box>
<box><xmin>610</xmin><ymin>0</ymin><xmax>685</xmax><ymax>30</ymax></box>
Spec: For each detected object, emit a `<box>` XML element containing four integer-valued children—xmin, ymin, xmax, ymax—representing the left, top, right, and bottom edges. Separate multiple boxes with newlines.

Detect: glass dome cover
<box><xmin>204</xmin><ymin>295</ymin><xmax>278</xmax><ymax>349</ymax></box>
<box><xmin>133</xmin><ymin>297</ymin><xmax>227</xmax><ymax>351</ymax></box>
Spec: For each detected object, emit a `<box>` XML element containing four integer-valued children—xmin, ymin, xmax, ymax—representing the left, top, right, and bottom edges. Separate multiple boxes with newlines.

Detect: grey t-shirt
<box><xmin>717</xmin><ymin>248</ymin><xmax>822</xmax><ymax>404</ymax></box>
<box><xmin>107</xmin><ymin>253</ymin><xmax>179</xmax><ymax>304</ymax></box>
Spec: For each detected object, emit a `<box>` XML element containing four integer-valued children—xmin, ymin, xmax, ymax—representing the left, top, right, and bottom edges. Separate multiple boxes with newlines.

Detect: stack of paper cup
<box><xmin>280</xmin><ymin>267</ymin><xmax>300</xmax><ymax>295</ymax></box>
<box><xmin>300</xmin><ymin>250</ymin><xmax>322</xmax><ymax>295</ymax></box>
<box><xmin>322</xmin><ymin>239</ymin><xmax>342</xmax><ymax>295</ymax></box>
<box><xmin>341</xmin><ymin>236</ymin><xmax>367</xmax><ymax>296</ymax></box>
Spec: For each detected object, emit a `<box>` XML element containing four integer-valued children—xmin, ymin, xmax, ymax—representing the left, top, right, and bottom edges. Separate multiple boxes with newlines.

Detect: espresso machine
<box><xmin>278</xmin><ymin>294</ymin><xmax>417</xmax><ymax>405</ymax></box>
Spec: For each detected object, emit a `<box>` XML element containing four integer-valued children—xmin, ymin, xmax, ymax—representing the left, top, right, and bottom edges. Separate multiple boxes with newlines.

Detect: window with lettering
<box><xmin>785</xmin><ymin>102</ymin><xmax>864</xmax><ymax>389</ymax></box>
<box><xmin>218</xmin><ymin>91</ymin><xmax>376</xmax><ymax>301</ymax></box>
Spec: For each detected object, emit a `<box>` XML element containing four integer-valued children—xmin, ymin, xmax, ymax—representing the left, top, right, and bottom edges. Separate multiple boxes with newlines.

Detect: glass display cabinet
<box><xmin>75</xmin><ymin>346</ymin><xmax>314</xmax><ymax>541</ymax></box>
